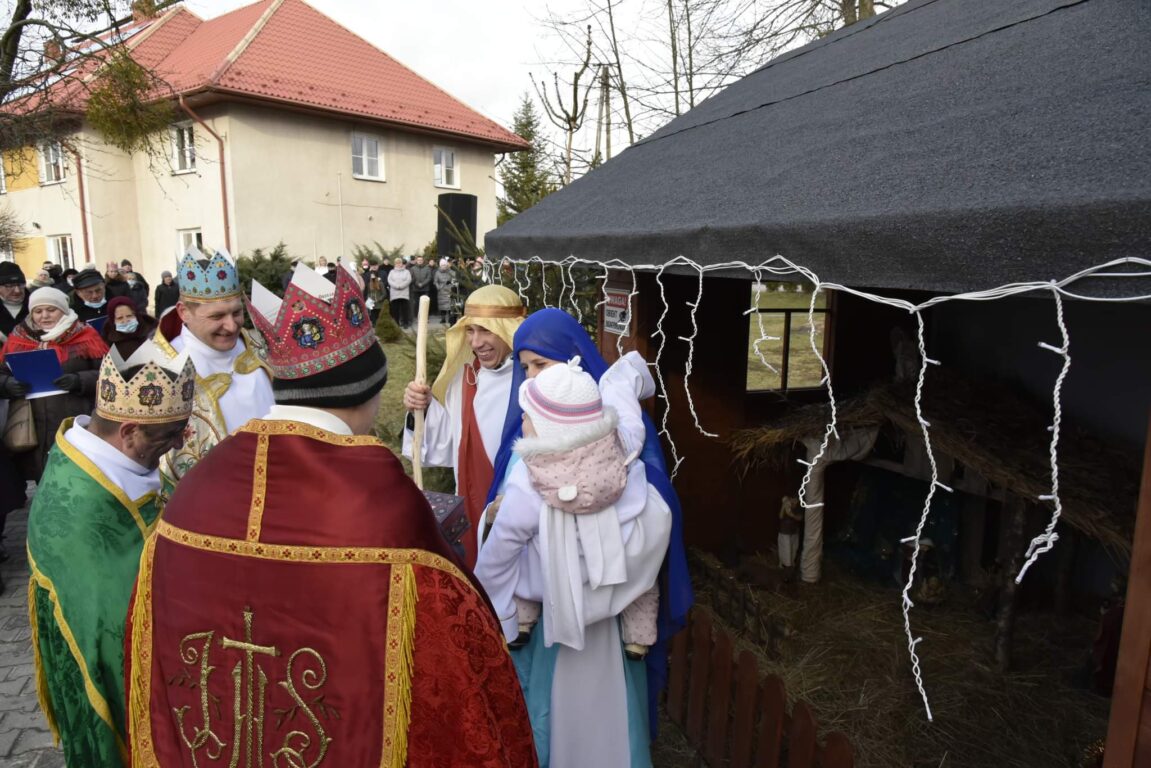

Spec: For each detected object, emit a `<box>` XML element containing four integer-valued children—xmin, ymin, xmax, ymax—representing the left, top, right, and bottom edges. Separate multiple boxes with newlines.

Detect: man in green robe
<box><xmin>27</xmin><ymin>341</ymin><xmax>195</xmax><ymax>767</ymax></box>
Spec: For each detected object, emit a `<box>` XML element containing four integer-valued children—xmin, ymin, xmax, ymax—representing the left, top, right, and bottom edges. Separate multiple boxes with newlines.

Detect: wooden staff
<box><xmin>411</xmin><ymin>295</ymin><xmax>431</xmax><ymax>490</ymax></box>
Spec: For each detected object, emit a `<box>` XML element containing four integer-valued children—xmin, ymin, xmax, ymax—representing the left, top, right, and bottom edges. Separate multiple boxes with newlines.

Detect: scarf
<box><xmin>39</xmin><ymin>310</ymin><xmax>81</xmax><ymax>342</ymax></box>
<box><xmin>2</xmin><ymin>315</ymin><xmax>107</xmax><ymax>364</ymax></box>
<box><xmin>457</xmin><ymin>358</ymin><xmax>494</xmax><ymax>569</ymax></box>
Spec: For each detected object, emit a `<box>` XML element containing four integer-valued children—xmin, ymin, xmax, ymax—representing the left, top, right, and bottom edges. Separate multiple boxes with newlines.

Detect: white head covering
<box><xmin>518</xmin><ymin>356</ymin><xmax>604</xmax><ymax>441</ymax></box>
<box><xmin>29</xmin><ymin>287</ymin><xmax>69</xmax><ymax>312</ymax></box>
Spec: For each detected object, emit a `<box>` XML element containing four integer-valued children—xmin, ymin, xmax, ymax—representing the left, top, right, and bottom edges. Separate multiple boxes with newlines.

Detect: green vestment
<box><xmin>27</xmin><ymin>419</ymin><xmax>160</xmax><ymax>767</ymax></box>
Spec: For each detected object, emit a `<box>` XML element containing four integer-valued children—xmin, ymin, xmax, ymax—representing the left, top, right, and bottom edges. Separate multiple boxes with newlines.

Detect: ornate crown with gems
<box><xmin>95</xmin><ymin>340</ymin><xmax>197</xmax><ymax>424</ymax></box>
<box><xmin>247</xmin><ymin>262</ymin><xmax>377</xmax><ymax>380</ymax></box>
<box><xmin>177</xmin><ymin>246</ymin><xmax>240</xmax><ymax>303</ymax></box>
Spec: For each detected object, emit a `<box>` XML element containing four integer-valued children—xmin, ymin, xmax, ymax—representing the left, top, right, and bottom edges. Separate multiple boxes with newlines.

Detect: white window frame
<box><xmin>170</xmin><ymin>122</ymin><xmax>196</xmax><ymax>173</ymax></box>
<box><xmin>178</xmin><ymin>228</ymin><xmax>203</xmax><ymax>253</ymax></box>
<box><xmin>351</xmin><ymin>131</ymin><xmax>383</xmax><ymax>181</ymax></box>
<box><xmin>39</xmin><ymin>142</ymin><xmax>66</xmax><ymax>185</ymax></box>
<box><xmin>433</xmin><ymin>146</ymin><xmax>459</xmax><ymax>189</ymax></box>
<box><xmin>0</xmin><ymin>244</ymin><xmax>13</xmax><ymax>262</ymax></box>
<box><xmin>0</xmin><ymin>159</ymin><xmax>6</xmax><ymax>194</ymax></box>
<box><xmin>48</xmin><ymin>234</ymin><xmax>73</xmax><ymax>269</ymax></box>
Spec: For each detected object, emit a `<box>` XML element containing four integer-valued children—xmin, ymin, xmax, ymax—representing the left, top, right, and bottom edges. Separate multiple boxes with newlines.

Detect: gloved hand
<box><xmin>53</xmin><ymin>374</ymin><xmax>81</xmax><ymax>393</ymax></box>
<box><xmin>2</xmin><ymin>378</ymin><xmax>28</xmax><ymax>398</ymax></box>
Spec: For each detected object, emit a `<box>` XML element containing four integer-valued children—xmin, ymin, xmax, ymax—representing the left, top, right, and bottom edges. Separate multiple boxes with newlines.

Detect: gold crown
<box><xmin>95</xmin><ymin>340</ymin><xmax>196</xmax><ymax>424</ymax></box>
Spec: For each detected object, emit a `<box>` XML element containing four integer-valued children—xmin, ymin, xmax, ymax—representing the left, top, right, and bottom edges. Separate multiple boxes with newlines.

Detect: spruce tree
<box><xmin>498</xmin><ymin>95</ymin><xmax>556</xmax><ymax>225</ymax></box>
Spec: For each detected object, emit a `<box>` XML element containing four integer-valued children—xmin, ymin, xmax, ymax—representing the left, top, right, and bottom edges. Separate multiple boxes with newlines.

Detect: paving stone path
<box><xmin>0</xmin><ymin>506</ymin><xmax>65</xmax><ymax>768</ymax></box>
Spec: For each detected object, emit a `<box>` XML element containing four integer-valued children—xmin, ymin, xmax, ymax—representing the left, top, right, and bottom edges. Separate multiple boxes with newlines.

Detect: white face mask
<box><xmin>84</xmin><ymin>298</ymin><xmax>106</xmax><ymax>309</ymax></box>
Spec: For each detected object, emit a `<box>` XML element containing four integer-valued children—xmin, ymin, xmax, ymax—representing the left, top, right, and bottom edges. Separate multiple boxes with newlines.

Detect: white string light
<box><xmin>745</xmin><ymin>269</ymin><xmax>781</xmax><ymax>375</ymax></box>
<box><xmin>1016</xmin><ymin>282</ymin><xmax>1072</xmax><ymax>584</ymax></box>
<box><xmin>484</xmin><ymin>252</ymin><xmax>1149</xmax><ymax>720</ymax></box>
<box><xmin>678</xmin><ymin>262</ymin><xmax>718</xmax><ymax>438</ymax></box>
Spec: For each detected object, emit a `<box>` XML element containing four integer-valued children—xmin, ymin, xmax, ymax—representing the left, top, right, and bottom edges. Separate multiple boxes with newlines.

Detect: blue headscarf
<box><xmin>487</xmin><ymin>308</ymin><xmax>693</xmax><ymax>738</ymax></box>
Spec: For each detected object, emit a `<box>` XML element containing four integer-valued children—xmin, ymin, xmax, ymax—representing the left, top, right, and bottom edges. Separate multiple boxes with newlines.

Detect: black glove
<box><xmin>53</xmin><ymin>374</ymin><xmax>81</xmax><ymax>393</ymax></box>
<box><xmin>2</xmin><ymin>378</ymin><xmax>28</xmax><ymax>398</ymax></box>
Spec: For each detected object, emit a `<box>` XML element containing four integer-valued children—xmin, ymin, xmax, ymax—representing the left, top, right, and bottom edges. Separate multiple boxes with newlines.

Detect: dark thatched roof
<box><xmin>487</xmin><ymin>0</ymin><xmax>1151</xmax><ymax>297</ymax></box>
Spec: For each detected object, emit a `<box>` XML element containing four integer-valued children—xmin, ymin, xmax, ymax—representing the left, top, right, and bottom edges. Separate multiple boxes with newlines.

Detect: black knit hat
<box><xmin>270</xmin><ymin>340</ymin><xmax>388</xmax><ymax>409</ymax></box>
<box><xmin>0</xmin><ymin>262</ymin><xmax>25</xmax><ymax>286</ymax></box>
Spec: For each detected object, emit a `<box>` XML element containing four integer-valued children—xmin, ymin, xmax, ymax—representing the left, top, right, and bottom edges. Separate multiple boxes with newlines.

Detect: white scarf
<box><xmin>37</xmin><ymin>310</ymin><xmax>81</xmax><ymax>343</ymax></box>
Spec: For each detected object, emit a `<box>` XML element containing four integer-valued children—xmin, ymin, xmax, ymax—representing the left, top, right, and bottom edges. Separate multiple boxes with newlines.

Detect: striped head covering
<box><xmin>517</xmin><ymin>356</ymin><xmax>602</xmax><ymax>441</ymax></box>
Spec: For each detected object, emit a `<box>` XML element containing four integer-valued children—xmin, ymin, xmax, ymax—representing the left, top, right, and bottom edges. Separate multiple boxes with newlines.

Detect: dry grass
<box><xmin>692</xmin><ymin>552</ymin><xmax>1110</xmax><ymax>768</ymax></box>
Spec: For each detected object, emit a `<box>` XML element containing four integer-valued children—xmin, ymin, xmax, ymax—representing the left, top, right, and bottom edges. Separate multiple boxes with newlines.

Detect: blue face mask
<box><xmin>115</xmin><ymin>318</ymin><xmax>139</xmax><ymax>333</ymax></box>
<box><xmin>84</xmin><ymin>298</ymin><xmax>106</xmax><ymax>309</ymax></box>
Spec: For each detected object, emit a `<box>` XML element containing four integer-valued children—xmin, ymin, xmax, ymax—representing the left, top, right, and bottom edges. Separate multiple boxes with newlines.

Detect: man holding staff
<box><xmin>402</xmin><ymin>284</ymin><xmax>525</xmax><ymax>567</ymax></box>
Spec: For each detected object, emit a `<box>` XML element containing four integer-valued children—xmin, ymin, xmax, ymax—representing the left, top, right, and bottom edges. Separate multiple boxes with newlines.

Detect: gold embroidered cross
<box><xmin>221</xmin><ymin>608</ymin><xmax>279</xmax><ymax>768</ymax></box>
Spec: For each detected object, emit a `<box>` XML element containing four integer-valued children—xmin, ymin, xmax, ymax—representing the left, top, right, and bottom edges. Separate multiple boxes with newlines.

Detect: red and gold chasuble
<box><xmin>457</xmin><ymin>359</ymin><xmax>495</xmax><ymax>569</ymax></box>
<box><xmin>128</xmin><ymin>420</ymin><xmax>537</xmax><ymax>768</ymax></box>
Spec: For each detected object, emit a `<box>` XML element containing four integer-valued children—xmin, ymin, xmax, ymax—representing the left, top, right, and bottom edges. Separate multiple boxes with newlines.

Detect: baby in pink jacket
<box><xmin>508</xmin><ymin>356</ymin><xmax>658</xmax><ymax>660</ymax></box>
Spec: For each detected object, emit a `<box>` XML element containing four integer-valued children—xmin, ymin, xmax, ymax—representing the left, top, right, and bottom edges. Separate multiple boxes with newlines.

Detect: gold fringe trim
<box><xmin>128</xmin><ymin>535</ymin><xmax>159</xmax><ymax>768</ymax></box>
<box><xmin>27</xmin><ymin>549</ymin><xmax>130</xmax><ymax>764</ymax></box>
<box><xmin>27</xmin><ymin>575</ymin><xmax>60</xmax><ymax>744</ymax></box>
<box><xmin>381</xmin><ymin>563</ymin><xmax>418</xmax><ymax>768</ymax></box>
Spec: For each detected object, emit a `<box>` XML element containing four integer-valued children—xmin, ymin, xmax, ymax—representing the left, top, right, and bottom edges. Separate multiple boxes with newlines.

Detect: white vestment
<box><xmin>170</xmin><ymin>327</ymin><xmax>275</xmax><ymax>433</ymax></box>
<box><xmin>402</xmin><ymin>358</ymin><xmax>514</xmax><ymax>489</ymax></box>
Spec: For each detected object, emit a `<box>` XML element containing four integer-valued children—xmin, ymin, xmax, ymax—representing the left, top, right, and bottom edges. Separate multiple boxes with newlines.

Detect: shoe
<box><xmin>508</xmin><ymin>631</ymin><xmax>532</xmax><ymax>650</ymax></box>
<box><xmin>624</xmin><ymin>643</ymin><xmax>648</xmax><ymax>661</ymax></box>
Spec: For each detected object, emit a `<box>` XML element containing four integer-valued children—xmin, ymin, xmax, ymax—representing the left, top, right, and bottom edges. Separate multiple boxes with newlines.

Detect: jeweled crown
<box><xmin>247</xmin><ymin>262</ymin><xmax>377</xmax><ymax>380</ymax></box>
<box><xmin>95</xmin><ymin>340</ymin><xmax>197</xmax><ymax>424</ymax></box>
<box><xmin>177</xmin><ymin>246</ymin><xmax>240</xmax><ymax>303</ymax></box>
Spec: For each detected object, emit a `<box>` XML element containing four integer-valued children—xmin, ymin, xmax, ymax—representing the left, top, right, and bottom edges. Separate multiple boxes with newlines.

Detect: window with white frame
<box><xmin>49</xmin><ymin>234</ymin><xmax>73</xmax><ymax>269</ymax></box>
<box><xmin>178</xmin><ymin>228</ymin><xmax>203</xmax><ymax>253</ymax></box>
<box><xmin>0</xmin><ymin>245</ymin><xmax>12</xmax><ymax>262</ymax></box>
<box><xmin>0</xmin><ymin>160</ymin><xmax>6</xmax><ymax>194</ymax></box>
<box><xmin>433</xmin><ymin>146</ymin><xmax>458</xmax><ymax>188</ymax></box>
<box><xmin>39</xmin><ymin>142</ymin><xmax>66</xmax><ymax>184</ymax></box>
<box><xmin>351</xmin><ymin>132</ymin><xmax>383</xmax><ymax>180</ymax></box>
<box><xmin>171</xmin><ymin>123</ymin><xmax>196</xmax><ymax>172</ymax></box>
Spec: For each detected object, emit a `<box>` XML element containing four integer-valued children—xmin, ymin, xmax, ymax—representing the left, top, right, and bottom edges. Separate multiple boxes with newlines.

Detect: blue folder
<box><xmin>5</xmin><ymin>349</ymin><xmax>66</xmax><ymax>399</ymax></box>
<box><xmin>86</xmin><ymin>316</ymin><xmax>108</xmax><ymax>334</ymax></box>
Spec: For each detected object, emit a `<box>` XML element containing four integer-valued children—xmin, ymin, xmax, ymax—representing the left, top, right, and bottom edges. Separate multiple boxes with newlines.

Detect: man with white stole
<box><xmin>155</xmin><ymin>247</ymin><xmax>274</xmax><ymax>502</ymax></box>
<box><xmin>27</xmin><ymin>341</ymin><xmax>195</xmax><ymax>767</ymax></box>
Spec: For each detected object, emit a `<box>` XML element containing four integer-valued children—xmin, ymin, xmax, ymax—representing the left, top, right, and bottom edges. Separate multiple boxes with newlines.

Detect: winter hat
<box><xmin>29</xmin><ymin>287</ymin><xmax>69</xmax><ymax>312</ymax></box>
<box><xmin>0</xmin><ymin>262</ymin><xmax>25</xmax><ymax>286</ymax></box>
<box><xmin>518</xmin><ymin>356</ymin><xmax>604</xmax><ymax>441</ymax></box>
<box><xmin>160</xmin><ymin>270</ymin><xmax>173</xmax><ymax>279</ymax></box>
<box><xmin>72</xmin><ymin>268</ymin><xmax>105</xmax><ymax>290</ymax></box>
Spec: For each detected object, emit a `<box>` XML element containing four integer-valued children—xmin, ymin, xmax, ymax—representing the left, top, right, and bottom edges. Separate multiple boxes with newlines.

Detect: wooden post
<box><xmin>411</xmin><ymin>296</ymin><xmax>430</xmax><ymax>489</ymax></box>
<box><xmin>704</xmin><ymin>630</ymin><xmax>734</xmax><ymax>765</ymax></box>
<box><xmin>994</xmin><ymin>493</ymin><xmax>1027</xmax><ymax>672</ymax></box>
<box><xmin>756</xmin><ymin>676</ymin><xmax>786</xmax><ymax>768</ymax></box>
<box><xmin>1103</xmin><ymin>412</ymin><xmax>1151</xmax><ymax>768</ymax></box>
<box><xmin>731</xmin><ymin>651</ymin><xmax>760</xmax><ymax>768</ymax></box>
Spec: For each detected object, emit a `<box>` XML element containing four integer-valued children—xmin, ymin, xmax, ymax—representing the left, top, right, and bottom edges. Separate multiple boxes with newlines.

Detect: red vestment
<box><xmin>457</xmin><ymin>359</ymin><xmax>495</xmax><ymax>569</ymax></box>
<box><xmin>127</xmin><ymin>419</ymin><xmax>537</xmax><ymax>768</ymax></box>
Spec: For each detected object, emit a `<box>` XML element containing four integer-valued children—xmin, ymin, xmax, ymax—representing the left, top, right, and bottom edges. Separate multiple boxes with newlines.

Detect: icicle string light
<box><xmin>476</xmin><ymin>253</ymin><xmax>1150</xmax><ymax>720</ymax></box>
<box><xmin>1016</xmin><ymin>283</ymin><xmax>1072</xmax><ymax>584</ymax></box>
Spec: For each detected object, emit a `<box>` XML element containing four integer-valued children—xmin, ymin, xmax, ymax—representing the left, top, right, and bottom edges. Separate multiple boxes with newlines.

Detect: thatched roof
<box><xmin>731</xmin><ymin>376</ymin><xmax>1138</xmax><ymax>556</ymax></box>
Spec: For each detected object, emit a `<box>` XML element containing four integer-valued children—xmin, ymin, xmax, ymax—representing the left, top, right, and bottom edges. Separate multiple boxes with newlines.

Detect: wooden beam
<box><xmin>1104</xmin><ymin>411</ymin><xmax>1151</xmax><ymax>768</ymax></box>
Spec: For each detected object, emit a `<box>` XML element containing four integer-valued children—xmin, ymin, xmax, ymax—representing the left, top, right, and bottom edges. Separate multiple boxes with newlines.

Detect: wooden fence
<box><xmin>666</xmin><ymin>607</ymin><xmax>855</xmax><ymax>768</ymax></box>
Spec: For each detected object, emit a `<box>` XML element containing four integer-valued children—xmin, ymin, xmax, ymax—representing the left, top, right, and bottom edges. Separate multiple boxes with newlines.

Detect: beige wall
<box><xmin>226</xmin><ymin>103</ymin><xmax>498</xmax><ymax>262</ymax></box>
<box><xmin>1</xmin><ymin>103</ymin><xmax>504</xmax><ymax>293</ymax></box>
<box><xmin>1</xmin><ymin>143</ymin><xmax>88</xmax><ymax>270</ymax></box>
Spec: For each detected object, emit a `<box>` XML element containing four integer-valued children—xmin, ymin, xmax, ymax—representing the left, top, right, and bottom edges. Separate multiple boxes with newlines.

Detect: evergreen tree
<box><xmin>497</xmin><ymin>94</ymin><xmax>556</xmax><ymax>225</ymax></box>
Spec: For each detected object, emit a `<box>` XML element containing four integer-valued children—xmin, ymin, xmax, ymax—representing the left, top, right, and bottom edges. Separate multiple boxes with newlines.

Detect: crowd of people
<box><xmin>0</xmin><ymin>248</ymin><xmax>689</xmax><ymax>767</ymax></box>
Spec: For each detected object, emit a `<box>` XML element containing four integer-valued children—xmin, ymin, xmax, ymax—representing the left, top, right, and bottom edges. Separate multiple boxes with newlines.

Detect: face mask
<box><xmin>115</xmin><ymin>319</ymin><xmax>139</xmax><ymax>333</ymax></box>
<box><xmin>128</xmin><ymin>279</ymin><xmax>137</xmax><ymax>287</ymax></box>
<box><xmin>84</xmin><ymin>299</ymin><xmax>106</xmax><ymax>309</ymax></box>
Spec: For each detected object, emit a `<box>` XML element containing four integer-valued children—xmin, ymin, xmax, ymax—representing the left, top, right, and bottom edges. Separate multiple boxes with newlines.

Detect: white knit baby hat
<box><xmin>518</xmin><ymin>356</ymin><xmax>604</xmax><ymax>441</ymax></box>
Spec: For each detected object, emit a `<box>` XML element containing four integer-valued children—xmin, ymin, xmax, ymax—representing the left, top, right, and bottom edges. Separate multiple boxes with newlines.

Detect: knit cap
<box><xmin>518</xmin><ymin>356</ymin><xmax>603</xmax><ymax>442</ymax></box>
<box><xmin>28</xmin><ymin>287</ymin><xmax>69</xmax><ymax>312</ymax></box>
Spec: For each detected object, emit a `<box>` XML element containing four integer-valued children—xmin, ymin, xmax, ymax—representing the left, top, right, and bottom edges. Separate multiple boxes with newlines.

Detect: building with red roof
<box><xmin>0</xmin><ymin>0</ymin><xmax>528</xmax><ymax>291</ymax></box>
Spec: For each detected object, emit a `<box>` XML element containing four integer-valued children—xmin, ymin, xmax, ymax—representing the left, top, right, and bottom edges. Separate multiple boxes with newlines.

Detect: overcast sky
<box><xmin>184</xmin><ymin>0</ymin><xmax>573</xmax><ymax>128</ymax></box>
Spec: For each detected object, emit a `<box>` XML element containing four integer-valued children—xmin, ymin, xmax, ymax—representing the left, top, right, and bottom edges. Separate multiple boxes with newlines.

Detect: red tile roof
<box><xmin>130</xmin><ymin>0</ymin><xmax>527</xmax><ymax>151</ymax></box>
